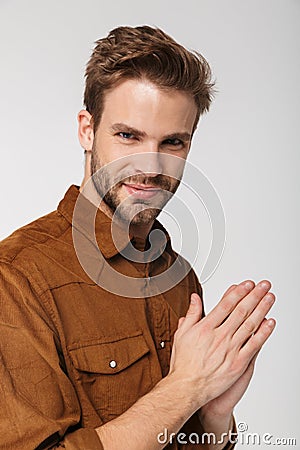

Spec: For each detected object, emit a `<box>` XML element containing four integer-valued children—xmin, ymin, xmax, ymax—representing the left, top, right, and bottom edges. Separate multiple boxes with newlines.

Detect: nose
<box><xmin>134</xmin><ymin>144</ymin><xmax>163</xmax><ymax>176</ymax></box>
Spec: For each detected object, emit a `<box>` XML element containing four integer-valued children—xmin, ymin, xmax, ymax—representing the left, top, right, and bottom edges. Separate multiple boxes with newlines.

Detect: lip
<box><xmin>122</xmin><ymin>183</ymin><xmax>161</xmax><ymax>199</ymax></box>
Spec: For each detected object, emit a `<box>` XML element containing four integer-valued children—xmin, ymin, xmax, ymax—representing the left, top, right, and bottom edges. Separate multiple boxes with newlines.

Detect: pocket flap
<box><xmin>69</xmin><ymin>331</ymin><xmax>150</xmax><ymax>374</ymax></box>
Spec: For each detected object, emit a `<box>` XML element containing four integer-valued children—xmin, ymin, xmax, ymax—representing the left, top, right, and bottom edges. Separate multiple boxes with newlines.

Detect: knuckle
<box><xmin>199</xmin><ymin>317</ymin><xmax>210</xmax><ymax>333</ymax></box>
<box><xmin>246</xmin><ymin>334</ymin><xmax>263</xmax><ymax>354</ymax></box>
<box><xmin>235</xmin><ymin>304</ymin><xmax>248</xmax><ymax>319</ymax></box>
<box><xmin>243</xmin><ymin>318</ymin><xmax>256</xmax><ymax>334</ymax></box>
<box><xmin>220</xmin><ymin>297</ymin><xmax>235</xmax><ymax>315</ymax></box>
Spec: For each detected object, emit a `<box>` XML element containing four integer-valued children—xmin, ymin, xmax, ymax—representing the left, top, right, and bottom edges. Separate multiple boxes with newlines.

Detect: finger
<box><xmin>221</xmin><ymin>284</ymin><xmax>238</xmax><ymax>299</ymax></box>
<box><xmin>250</xmin><ymin>351</ymin><xmax>259</xmax><ymax>366</ymax></box>
<box><xmin>177</xmin><ymin>317</ymin><xmax>185</xmax><ymax>329</ymax></box>
<box><xmin>205</xmin><ymin>280</ymin><xmax>255</xmax><ymax>328</ymax></box>
<box><xmin>221</xmin><ymin>280</ymin><xmax>272</xmax><ymax>335</ymax></box>
<box><xmin>232</xmin><ymin>292</ymin><xmax>275</xmax><ymax>347</ymax></box>
<box><xmin>240</xmin><ymin>317</ymin><xmax>276</xmax><ymax>361</ymax></box>
<box><xmin>243</xmin><ymin>349</ymin><xmax>260</xmax><ymax>375</ymax></box>
<box><xmin>178</xmin><ymin>293</ymin><xmax>203</xmax><ymax>333</ymax></box>
<box><xmin>235</xmin><ymin>350</ymin><xmax>259</xmax><ymax>393</ymax></box>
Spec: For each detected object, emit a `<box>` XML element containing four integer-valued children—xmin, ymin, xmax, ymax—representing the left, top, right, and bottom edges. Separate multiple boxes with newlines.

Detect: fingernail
<box><xmin>244</xmin><ymin>281</ymin><xmax>254</xmax><ymax>290</ymax></box>
<box><xmin>264</xmin><ymin>293</ymin><xmax>275</xmax><ymax>304</ymax></box>
<box><xmin>259</xmin><ymin>280</ymin><xmax>271</xmax><ymax>290</ymax></box>
<box><xmin>267</xmin><ymin>318</ymin><xmax>276</xmax><ymax>328</ymax></box>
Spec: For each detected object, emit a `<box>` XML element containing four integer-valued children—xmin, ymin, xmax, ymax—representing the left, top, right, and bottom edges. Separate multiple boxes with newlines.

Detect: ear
<box><xmin>78</xmin><ymin>110</ymin><xmax>94</xmax><ymax>151</ymax></box>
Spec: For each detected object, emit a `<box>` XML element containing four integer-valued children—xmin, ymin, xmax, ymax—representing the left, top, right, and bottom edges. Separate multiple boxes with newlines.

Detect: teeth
<box><xmin>127</xmin><ymin>185</ymin><xmax>154</xmax><ymax>190</ymax></box>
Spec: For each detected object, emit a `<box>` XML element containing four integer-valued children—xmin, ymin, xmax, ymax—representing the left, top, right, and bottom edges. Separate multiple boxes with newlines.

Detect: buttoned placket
<box><xmin>127</xmin><ymin>251</ymin><xmax>170</xmax><ymax>375</ymax></box>
<box><xmin>143</xmin><ymin>257</ymin><xmax>171</xmax><ymax>377</ymax></box>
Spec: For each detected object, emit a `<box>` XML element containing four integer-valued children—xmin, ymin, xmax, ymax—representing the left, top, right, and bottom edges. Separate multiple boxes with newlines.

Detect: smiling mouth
<box><xmin>122</xmin><ymin>183</ymin><xmax>162</xmax><ymax>199</ymax></box>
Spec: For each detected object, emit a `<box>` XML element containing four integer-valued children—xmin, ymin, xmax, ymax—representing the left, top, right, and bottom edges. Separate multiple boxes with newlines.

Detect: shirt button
<box><xmin>109</xmin><ymin>360</ymin><xmax>117</xmax><ymax>368</ymax></box>
<box><xmin>160</xmin><ymin>341</ymin><xmax>165</xmax><ymax>348</ymax></box>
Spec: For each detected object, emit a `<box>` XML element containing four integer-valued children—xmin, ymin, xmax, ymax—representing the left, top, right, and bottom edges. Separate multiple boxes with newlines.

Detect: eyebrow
<box><xmin>110</xmin><ymin>123</ymin><xmax>146</xmax><ymax>138</ymax></box>
<box><xmin>110</xmin><ymin>123</ymin><xmax>192</xmax><ymax>142</ymax></box>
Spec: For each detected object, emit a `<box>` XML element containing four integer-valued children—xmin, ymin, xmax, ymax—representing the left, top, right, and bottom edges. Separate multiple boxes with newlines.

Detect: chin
<box><xmin>130</xmin><ymin>210</ymin><xmax>160</xmax><ymax>225</ymax></box>
<box><xmin>115</xmin><ymin>205</ymin><xmax>160</xmax><ymax>225</ymax></box>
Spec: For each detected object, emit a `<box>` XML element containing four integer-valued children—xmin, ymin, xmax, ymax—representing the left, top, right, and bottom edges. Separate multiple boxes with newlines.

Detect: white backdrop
<box><xmin>0</xmin><ymin>0</ymin><xmax>299</xmax><ymax>448</ymax></box>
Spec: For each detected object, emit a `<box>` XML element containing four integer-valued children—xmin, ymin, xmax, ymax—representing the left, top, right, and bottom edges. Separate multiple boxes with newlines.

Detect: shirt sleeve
<box><xmin>0</xmin><ymin>262</ymin><xmax>104</xmax><ymax>450</ymax></box>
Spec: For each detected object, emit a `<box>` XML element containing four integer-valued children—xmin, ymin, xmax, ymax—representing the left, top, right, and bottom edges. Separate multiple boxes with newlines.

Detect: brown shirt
<box><xmin>0</xmin><ymin>185</ymin><xmax>234</xmax><ymax>449</ymax></box>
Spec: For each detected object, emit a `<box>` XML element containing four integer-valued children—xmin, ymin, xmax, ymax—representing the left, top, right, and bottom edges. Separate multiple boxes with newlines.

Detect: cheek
<box><xmin>160</xmin><ymin>156</ymin><xmax>186</xmax><ymax>181</ymax></box>
<box><xmin>103</xmin><ymin>143</ymin><xmax>121</xmax><ymax>160</ymax></box>
<box><xmin>93</xmin><ymin>133</ymin><xmax>118</xmax><ymax>164</ymax></box>
<box><xmin>100</xmin><ymin>147</ymin><xmax>138</xmax><ymax>172</ymax></box>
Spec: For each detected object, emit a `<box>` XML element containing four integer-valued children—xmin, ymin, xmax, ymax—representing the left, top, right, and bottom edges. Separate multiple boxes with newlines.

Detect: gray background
<box><xmin>0</xmin><ymin>0</ymin><xmax>299</xmax><ymax>447</ymax></box>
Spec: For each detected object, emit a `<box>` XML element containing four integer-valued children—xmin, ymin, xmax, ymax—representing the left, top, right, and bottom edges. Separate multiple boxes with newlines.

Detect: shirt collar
<box><xmin>57</xmin><ymin>185</ymin><xmax>171</xmax><ymax>259</ymax></box>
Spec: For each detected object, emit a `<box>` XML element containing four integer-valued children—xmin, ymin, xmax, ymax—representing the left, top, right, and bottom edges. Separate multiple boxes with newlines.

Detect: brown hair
<box><xmin>84</xmin><ymin>25</ymin><xmax>215</xmax><ymax>131</ymax></box>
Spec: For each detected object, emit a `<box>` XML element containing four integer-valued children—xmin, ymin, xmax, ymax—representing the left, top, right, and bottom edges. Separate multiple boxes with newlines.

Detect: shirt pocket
<box><xmin>68</xmin><ymin>330</ymin><xmax>153</xmax><ymax>421</ymax></box>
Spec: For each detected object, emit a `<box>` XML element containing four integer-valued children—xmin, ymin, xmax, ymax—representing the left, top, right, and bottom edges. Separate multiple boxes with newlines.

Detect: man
<box><xmin>0</xmin><ymin>26</ymin><xmax>275</xmax><ymax>449</ymax></box>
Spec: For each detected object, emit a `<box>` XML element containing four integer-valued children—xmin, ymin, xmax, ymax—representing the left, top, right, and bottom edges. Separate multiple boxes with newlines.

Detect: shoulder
<box><xmin>0</xmin><ymin>209</ymin><xmax>70</xmax><ymax>274</ymax></box>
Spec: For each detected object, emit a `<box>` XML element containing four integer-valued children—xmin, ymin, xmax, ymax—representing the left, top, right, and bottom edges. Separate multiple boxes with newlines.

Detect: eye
<box><xmin>163</xmin><ymin>138</ymin><xmax>184</xmax><ymax>147</ymax></box>
<box><xmin>118</xmin><ymin>132</ymin><xmax>135</xmax><ymax>140</ymax></box>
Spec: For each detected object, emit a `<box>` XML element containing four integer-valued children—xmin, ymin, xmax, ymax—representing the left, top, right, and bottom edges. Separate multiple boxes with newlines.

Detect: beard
<box><xmin>91</xmin><ymin>151</ymin><xmax>180</xmax><ymax>225</ymax></box>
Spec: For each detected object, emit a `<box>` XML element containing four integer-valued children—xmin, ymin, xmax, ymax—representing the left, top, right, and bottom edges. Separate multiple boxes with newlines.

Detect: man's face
<box><xmin>90</xmin><ymin>79</ymin><xmax>197</xmax><ymax>225</ymax></box>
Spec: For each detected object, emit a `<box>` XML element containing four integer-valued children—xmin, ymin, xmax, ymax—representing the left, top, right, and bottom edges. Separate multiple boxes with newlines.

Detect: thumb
<box><xmin>179</xmin><ymin>293</ymin><xmax>203</xmax><ymax>333</ymax></box>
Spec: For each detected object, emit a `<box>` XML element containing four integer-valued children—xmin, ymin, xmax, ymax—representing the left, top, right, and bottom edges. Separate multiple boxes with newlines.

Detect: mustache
<box><xmin>117</xmin><ymin>174</ymin><xmax>173</xmax><ymax>190</ymax></box>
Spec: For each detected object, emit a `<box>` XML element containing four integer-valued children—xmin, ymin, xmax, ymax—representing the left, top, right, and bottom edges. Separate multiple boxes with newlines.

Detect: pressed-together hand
<box><xmin>169</xmin><ymin>280</ymin><xmax>276</xmax><ymax>415</ymax></box>
<box><xmin>97</xmin><ymin>281</ymin><xmax>275</xmax><ymax>450</ymax></box>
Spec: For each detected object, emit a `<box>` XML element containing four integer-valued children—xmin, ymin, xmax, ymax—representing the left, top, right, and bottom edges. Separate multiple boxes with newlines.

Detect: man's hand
<box><xmin>169</xmin><ymin>280</ymin><xmax>276</xmax><ymax>413</ymax></box>
<box><xmin>96</xmin><ymin>281</ymin><xmax>275</xmax><ymax>450</ymax></box>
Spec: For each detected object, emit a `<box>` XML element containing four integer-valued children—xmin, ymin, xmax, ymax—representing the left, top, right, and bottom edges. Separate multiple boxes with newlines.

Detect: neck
<box><xmin>129</xmin><ymin>221</ymin><xmax>154</xmax><ymax>240</ymax></box>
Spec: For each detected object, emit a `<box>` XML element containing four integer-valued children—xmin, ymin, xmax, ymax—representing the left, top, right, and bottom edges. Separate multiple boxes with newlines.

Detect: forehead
<box><xmin>100</xmin><ymin>79</ymin><xmax>197</xmax><ymax>135</ymax></box>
